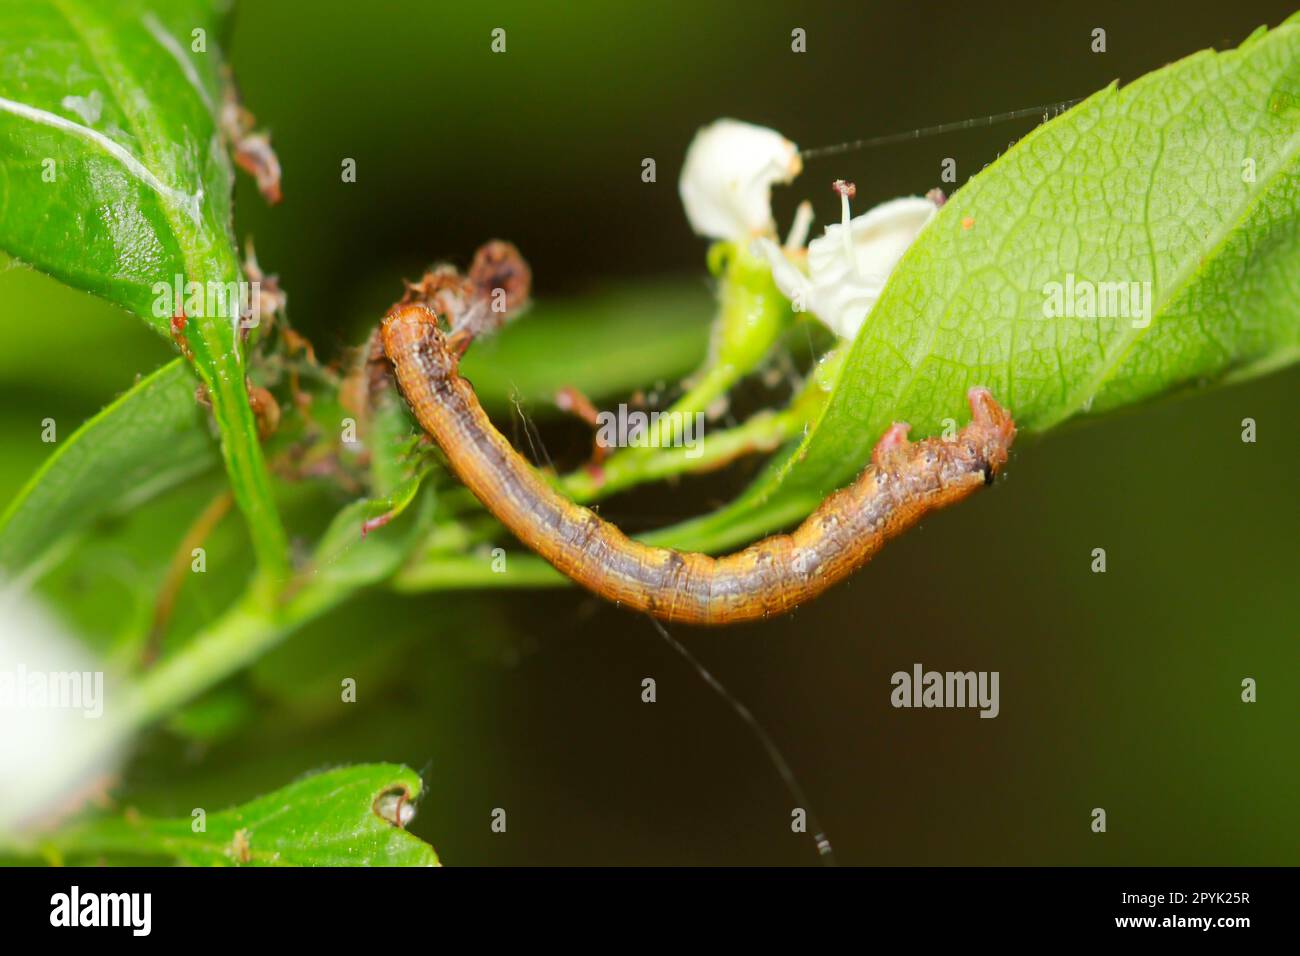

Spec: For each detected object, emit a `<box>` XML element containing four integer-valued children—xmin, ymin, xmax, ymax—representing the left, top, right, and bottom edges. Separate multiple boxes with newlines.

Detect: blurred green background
<box><xmin>1</xmin><ymin>0</ymin><xmax>1296</xmax><ymax>864</ymax></box>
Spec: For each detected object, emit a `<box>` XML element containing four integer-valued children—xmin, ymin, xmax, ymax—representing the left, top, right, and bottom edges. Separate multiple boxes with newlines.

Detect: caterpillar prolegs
<box><xmin>381</xmin><ymin>303</ymin><xmax>1016</xmax><ymax>625</ymax></box>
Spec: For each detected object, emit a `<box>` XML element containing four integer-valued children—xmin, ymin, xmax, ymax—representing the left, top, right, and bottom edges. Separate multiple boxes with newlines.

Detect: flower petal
<box><xmin>809</xmin><ymin>196</ymin><xmax>935</xmax><ymax>282</ymax></box>
<box><xmin>753</xmin><ymin>237</ymin><xmax>811</xmax><ymax>307</ymax></box>
<box><xmin>679</xmin><ymin>120</ymin><xmax>801</xmax><ymax>240</ymax></box>
<box><xmin>804</xmin><ymin>196</ymin><xmax>936</xmax><ymax>338</ymax></box>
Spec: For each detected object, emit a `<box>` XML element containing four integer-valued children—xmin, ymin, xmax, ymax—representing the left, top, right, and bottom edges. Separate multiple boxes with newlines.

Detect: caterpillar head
<box><xmin>381</xmin><ymin>302</ymin><xmax>459</xmax><ymax>383</ymax></box>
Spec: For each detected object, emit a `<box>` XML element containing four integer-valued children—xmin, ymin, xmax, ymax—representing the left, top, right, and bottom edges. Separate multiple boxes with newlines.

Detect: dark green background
<box><xmin>1</xmin><ymin>0</ymin><xmax>1295</xmax><ymax>864</ymax></box>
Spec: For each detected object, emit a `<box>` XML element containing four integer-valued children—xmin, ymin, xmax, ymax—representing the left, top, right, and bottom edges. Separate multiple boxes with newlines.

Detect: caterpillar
<box><xmin>381</xmin><ymin>302</ymin><xmax>1016</xmax><ymax>625</ymax></box>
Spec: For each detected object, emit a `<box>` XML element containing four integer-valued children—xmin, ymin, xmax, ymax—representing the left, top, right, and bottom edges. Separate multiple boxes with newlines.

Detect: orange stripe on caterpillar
<box><xmin>381</xmin><ymin>303</ymin><xmax>1016</xmax><ymax>625</ymax></box>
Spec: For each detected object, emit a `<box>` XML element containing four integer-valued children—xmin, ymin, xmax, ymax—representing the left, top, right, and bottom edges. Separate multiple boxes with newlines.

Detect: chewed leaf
<box><xmin>651</xmin><ymin>16</ymin><xmax>1300</xmax><ymax>553</ymax></box>
<box><xmin>40</xmin><ymin>764</ymin><xmax>440</xmax><ymax>866</ymax></box>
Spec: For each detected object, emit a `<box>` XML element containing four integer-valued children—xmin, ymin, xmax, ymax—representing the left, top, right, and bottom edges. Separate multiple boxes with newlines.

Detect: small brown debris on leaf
<box><xmin>361</xmin><ymin>510</ymin><xmax>395</xmax><ymax>538</ymax></box>
<box><xmin>233</xmin><ymin>133</ymin><xmax>282</xmax><ymax>205</ymax></box>
<box><xmin>230</xmin><ymin>828</ymin><xmax>252</xmax><ymax>864</ymax></box>
<box><xmin>246</xmin><ymin>381</ymin><xmax>281</xmax><ymax>440</ymax></box>
<box><xmin>468</xmin><ymin>240</ymin><xmax>532</xmax><ymax>316</ymax></box>
<box><xmin>400</xmin><ymin>241</ymin><xmax>533</xmax><ymax>349</ymax></box>
<box><xmin>170</xmin><ymin>310</ymin><xmax>194</xmax><ymax>361</ymax></box>
<box><xmin>241</xmin><ymin>238</ymin><xmax>288</xmax><ymax>333</ymax></box>
<box><xmin>401</xmin><ymin>264</ymin><xmax>472</xmax><ymax>316</ymax></box>
<box><xmin>221</xmin><ymin>78</ymin><xmax>283</xmax><ymax>205</ymax></box>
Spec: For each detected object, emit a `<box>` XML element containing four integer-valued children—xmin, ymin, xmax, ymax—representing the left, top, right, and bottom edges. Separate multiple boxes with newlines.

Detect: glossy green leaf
<box><xmin>0</xmin><ymin>0</ymin><xmax>287</xmax><ymax>579</ymax></box>
<box><xmin>43</xmin><ymin>764</ymin><xmax>439</xmax><ymax>866</ymax></box>
<box><xmin>651</xmin><ymin>18</ymin><xmax>1300</xmax><ymax>552</ymax></box>
<box><xmin>0</xmin><ymin>358</ymin><xmax>215</xmax><ymax>574</ymax></box>
<box><xmin>0</xmin><ymin>0</ymin><xmax>232</xmax><ymax>329</ymax></box>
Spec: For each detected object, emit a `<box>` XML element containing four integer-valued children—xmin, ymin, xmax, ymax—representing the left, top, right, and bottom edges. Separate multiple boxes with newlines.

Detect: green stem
<box><xmin>0</xmin><ymin>573</ymin><xmax>354</xmax><ymax>843</ymax></box>
<box><xmin>561</xmin><ymin>346</ymin><xmax>844</xmax><ymax>503</ymax></box>
<box><xmin>601</xmin><ymin>240</ymin><xmax>792</xmax><ymax>462</ymax></box>
<box><xmin>561</xmin><ymin>407</ymin><xmax>800</xmax><ymax>501</ymax></box>
<box><xmin>8</xmin><ymin>242</ymin><xmax>825</xmax><ymax>824</ymax></box>
<box><xmin>392</xmin><ymin>350</ymin><xmax>847</xmax><ymax>593</ymax></box>
<box><xmin>56</xmin><ymin>0</ymin><xmax>288</xmax><ymax>585</ymax></box>
<box><xmin>13</xmin><ymin>543</ymin><xmax>567</xmax><ymax>829</ymax></box>
<box><xmin>126</xmin><ymin>579</ymin><xmax>342</xmax><ymax>738</ymax></box>
<box><xmin>188</xmin><ymin>235</ymin><xmax>290</xmax><ymax>590</ymax></box>
<box><xmin>392</xmin><ymin>553</ymin><xmax>564</xmax><ymax>591</ymax></box>
<box><xmin>118</xmin><ymin>592</ymin><xmax>284</xmax><ymax>732</ymax></box>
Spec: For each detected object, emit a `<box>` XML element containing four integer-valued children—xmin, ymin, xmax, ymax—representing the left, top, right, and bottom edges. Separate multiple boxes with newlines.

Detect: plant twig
<box><xmin>141</xmin><ymin>490</ymin><xmax>233</xmax><ymax>668</ymax></box>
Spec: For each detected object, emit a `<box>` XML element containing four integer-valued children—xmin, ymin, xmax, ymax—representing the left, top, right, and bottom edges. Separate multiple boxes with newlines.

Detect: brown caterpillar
<box><xmin>381</xmin><ymin>303</ymin><xmax>1016</xmax><ymax>625</ymax></box>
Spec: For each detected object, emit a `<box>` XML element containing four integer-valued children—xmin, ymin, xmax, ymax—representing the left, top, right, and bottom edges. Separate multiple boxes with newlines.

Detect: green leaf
<box><xmin>0</xmin><ymin>0</ymin><xmax>231</xmax><ymax>329</ymax></box>
<box><xmin>306</xmin><ymin>469</ymin><xmax>432</xmax><ymax>595</ymax></box>
<box><xmin>43</xmin><ymin>764</ymin><xmax>439</xmax><ymax>866</ymax></box>
<box><xmin>461</xmin><ymin>281</ymin><xmax>713</xmax><ymax>413</ymax></box>
<box><xmin>651</xmin><ymin>19</ymin><xmax>1300</xmax><ymax>553</ymax></box>
<box><xmin>0</xmin><ymin>259</ymin><xmax>174</xmax><ymax>400</ymax></box>
<box><xmin>0</xmin><ymin>359</ymin><xmax>216</xmax><ymax>574</ymax></box>
<box><xmin>0</xmin><ymin>0</ymin><xmax>287</xmax><ymax>580</ymax></box>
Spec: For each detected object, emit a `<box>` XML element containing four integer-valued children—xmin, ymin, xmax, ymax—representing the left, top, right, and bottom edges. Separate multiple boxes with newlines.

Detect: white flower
<box><xmin>757</xmin><ymin>184</ymin><xmax>937</xmax><ymax>339</ymax></box>
<box><xmin>0</xmin><ymin>586</ymin><xmax>122</xmax><ymax>834</ymax></box>
<box><xmin>677</xmin><ymin>117</ymin><xmax>937</xmax><ymax>339</ymax></box>
<box><xmin>678</xmin><ymin>119</ymin><xmax>801</xmax><ymax>240</ymax></box>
